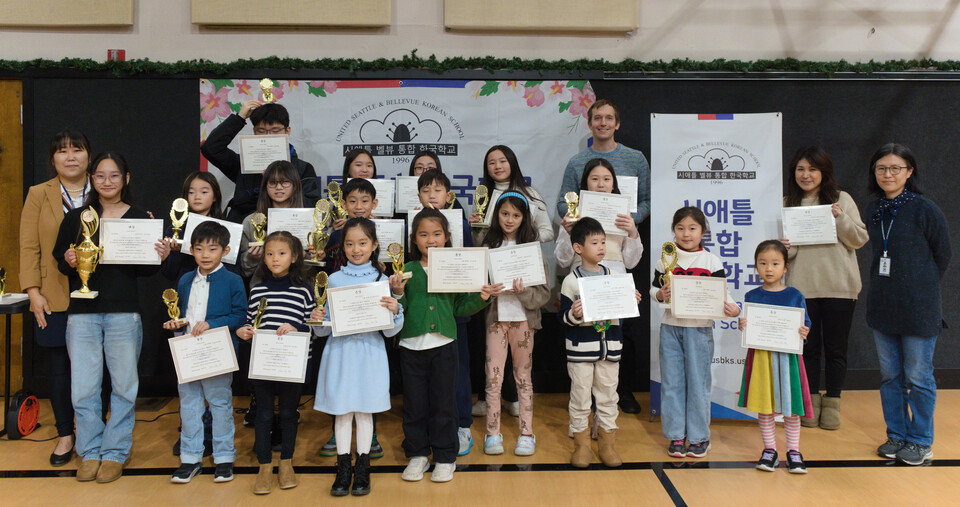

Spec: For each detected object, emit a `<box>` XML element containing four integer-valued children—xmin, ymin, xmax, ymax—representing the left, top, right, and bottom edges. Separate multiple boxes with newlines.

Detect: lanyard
<box><xmin>60</xmin><ymin>179</ymin><xmax>87</xmax><ymax>211</ymax></box>
<box><xmin>880</xmin><ymin>209</ymin><xmax>894</xmax><ymax>257</ymax></box>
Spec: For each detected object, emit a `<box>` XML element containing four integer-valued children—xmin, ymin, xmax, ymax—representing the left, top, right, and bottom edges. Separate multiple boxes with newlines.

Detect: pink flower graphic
<box><xmin>309</xmin><ymin>80</ymin><xmax>338</xmax><ymax>93</ymax></box>
<box><xmin>523</xmin><ymin>85</ymin><xmax>545</xmax><ymax>107</ymax></box>
<box><xmin>505</xmin><ymin>81</ymin><xmax>525</xmax><ymax>96</ymax></box>
<box><xmin>568</xmin><ymin>87</ymin><xmax>596</xmax><ymax>119</ymax></box>
<box><xmin>233</xmin><ymin>80</ymin><xmax>254</xmax><ymax>97</ymax></box>
<box><xmin>200</xmin><ymin>87</ymin><xmax>231</xmax><ymax>123</ymax></box>
<box><xmin>546</xmin><ymin>81</ymin><xmax>567</xmax><ymax>102</ymax></box>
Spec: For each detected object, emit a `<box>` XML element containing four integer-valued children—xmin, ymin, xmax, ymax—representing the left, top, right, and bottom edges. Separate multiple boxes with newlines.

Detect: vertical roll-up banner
<box><xmin>649</xmin><ymin>113</ymin><xmax>782</xmax><ymax>420</ymax></box>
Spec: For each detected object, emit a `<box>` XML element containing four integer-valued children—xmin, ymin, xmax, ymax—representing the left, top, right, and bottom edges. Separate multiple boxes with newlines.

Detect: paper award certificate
<box><xmin>670</xmin><ymin>275</ymin><xmax>727</xmax><ymax>320</ymax></box>
<box><xmin>395</xmin><ymin>176</ymin><xmax>421</xmax><ymax>213</ymax></box>
<box><xmin>268</xmin><ymin>208</ymin><xmax>314</xmax><ymax>247</ymax></box>
<box><xmin>427</xmin><ymin>247</ymin><xmax>488</xmax><ymax>293</ymax></box>
<box><xmin>482</xmin><ymin>189</ymin><xmax>504</xmax><ymax>227</ymax></box>
<box><xmin>98</xmin><ymin>218</ymin><xmax>163</xmax><ymax>265</ymax></box>
<box><xmin>249</xmin><ymin>330</ymin><xmax>311</xmax><ymax>383</ymax></box>
<box><xmin>781</xmin><ymin>205</ymin><xmax>837</xmax><ymax>246</ymax></box>
<box><xmin>487</xmin><ymin>242</ymin><xmax>546</xmax><ymax>287</ymax></box>
<box><xmin>328</xmin><ymin>281</ymin><xmax>394</xmax><ymax>337</ymax></box>
<box><xmin>408</xmin><ymin>208</ymin><xmax>464</xmax><ymax>248</ymax></box>
<box><xmin>617</xmin><ymin>176</ymin><xmax>639</xmax><ymax>213</ymax></box>
<box><xmin>742</xmin><ymin>303</ymin><xmax>806</xmax><ymax>354</ymax></box>
<box><xmin>349</xmin><ymin>178</ymin><xmax>396</xmax><ymax>216</ymax></box>
<box><xmin>373</xmin><ymin>219</ymin><xmax>405</xmax><ymax>263</ymax></box>
<box><xmin>239</xmin><ymin>135</ymin><xmax>290</xmax><ymax>174</ymax></box>
<box><xmin>578</xmin><ymin>190</ymin><xmax>631</xmax><ymax>236</ymax></box>
<box><xmin>168</xmin><ymin>326</ymin><xmax>239</xmax><ymax>384</ymax></box>
<box><xmin>578</xmin><ymin>274</ymin><xmax>640</xmax><ymax>322</ymax></box>
<box><xmin>181</xmin><ymin>215</ymin><xmax>243</xmax><ymax>264</ymax></box>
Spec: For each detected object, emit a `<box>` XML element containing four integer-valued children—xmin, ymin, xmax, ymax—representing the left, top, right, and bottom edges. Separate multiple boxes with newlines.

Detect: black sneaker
<box><xmin>370</xmin><ymin>433</ymin><xmax>384</xmax><ymax>459</ymax></box>
<box><xmin>243</xmin><ymin>399</ymin><xmax>257</xmax><ymax>427</ymax></box>
<box><xmin>170</xmin><ymin>462</ymin><xmax>202</xmax><ymax>484</ymax></box>
<box><xmin>667</xmin><ymin>440</ymin><xmax>687</xmax><ymax>458</ymax></box>
<box><xmin>213</xmin><ymin>462</ymin><xmax>234</xmax><ymax>483</ymax></box>
<box><xmin>877</xmin><ymin>437</ymin><xmax>906</xmax><ymax>459</ymax></box>
<box><xmin>756</xmin><ymin>448</ymin><xmax>778</xmax><ymax>472</ymax></box>
<box><xmin>319</xmin><ymin>435</ymin><xmax>337</xmax><ymax>457</ymax></box>
<box><xmin>687</xmin><ymin>440</ymin><xmax>710</xmax><ymax>458</ymax></box>
<box><xmin>896</xmin><ymin>442</ymin><xmax>933</xmax><ymax>466</ymax></box>
<box><xmin>786</xmin><ymin>450</ymin><xmax>807</xmax><ymax>474</ymax></box>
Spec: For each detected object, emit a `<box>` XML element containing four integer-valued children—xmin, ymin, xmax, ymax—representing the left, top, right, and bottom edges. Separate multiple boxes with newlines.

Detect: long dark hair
<box><xmin>671</xmin><ymin>206</ymin><xmax>710</xmax><ymax>248</ymax></box>
<box><xmin>785</xmin><ymin>146</ymin><xmax>840</xmax><ymax>207</ymax></box>
<box><xmin>338</xmin><ymin>218</ymin><xmax>385</xmax><ymax>280</ymax></box>
<box><xmin>409</xmin><ymin>208</ymin><xmax>451</xmax><ymax>261</ymax></box>
<box><xmin>256</xmin><ymin>160</ymin><xmax>303</xmax><ymax>214</ymax></box>
<box><xmin>579</xmin><ymin>158</ymin><xmax>620</xmax><ymax>193</ymax></box>
<box><xmin>181</xmin><ymin>171</ymin><xmax>225</xmax><ymax>219</ymax></box>
<box><xmin>868</xmin><ymin>143</ymin><xmax>922</xmax><ymax>196</ymax></box>
<box><xmin>481</xmin><ymin>194</ymin><xmax>539</xmax><ymax>248</ymax></box>
<box><xmin>255</xmin><ymin>231</ymin><xmax>308</xmax><ymax>286</ymax></box>
<box><xmin>408</xmin><ymin>150</ymin><xmax>442</xmax><ymax>176</ymax></box>
<box><xmin>480</xmin><ymin>145</ymin><xmax>543</xmax><ymax>204</ymax></box>
<box><xmin>48</xmin><ymin>129</ymin><xmax>91</xmax><ymax>177</ymax></box>
<box><xmin>342</xmin><ymin>148</ymin><xmax>378</xmax><ymax>180</ymax></box>
<box><xmin>84</xmin><ymin>151</ymin><xmax>134</xmax><ymax>213</ymax></box>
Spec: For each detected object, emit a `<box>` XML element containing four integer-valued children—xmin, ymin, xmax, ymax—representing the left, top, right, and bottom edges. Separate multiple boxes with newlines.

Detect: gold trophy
<box><xmin>306</xmin><ymin>272</ymin><xmax>329</xmax><ymax>325</ymax></box>
<box><xmin>659</xmin><ymin>241</ymin><xmax>679</xmax><ymax>304</ymax></box>
<box><xmin>328</xmin><ymin>181</ymin><xmax>348</xmax><ymax>220</ymax></box>
<box><xmin>445</xmin><ymin>191</ymin><xmax>457</xmax><ymax>209</ymax></box>
<box><xmin>564</xmin><ymin>191</ymin><xmax>580</xmax><ymax>222</ymax></box>
<box><xmin>169</xmin><ymin>198</ymin><xmax>190</xmax><ymax>243</ymax></box>
<box><xmin>249</xmin><ymin>212</ymin><xmax>267</xmax><ymax>247</ymax></box>
<box><xmin>161</xmin><ymin>288</ymin><xmax>188</xmax><ymax>327</ymax></box>
<box><xmin>70</xmin><ymin>206</ymin><xmax>104</xmax><ymax>299</ymax></box>
<box><xmin>306</xmin><ymin>200</ymin><xmax>332</xmax><ymax>266</ymax></box>
<box><xmin>387</xmin><ymin>243</ymin><xmax>412</xmax><ymax>280</ymax></box>
<box><xmin>252</xmin><ymin>298</ymin><xmax>268</xmax><ymax>329</ymax></box>
<box><xmin>259</xmin><ymin>78</ymin><xmax>276</xmax><ymax>102</ymax></box>
<box><xmin>472</xmin><ymin>185</ymin><xmax>490</xmax><ymax>229</ymax></box>
<box><xmin>0</xmin><ymin>267</ymin><xmax>6</xmax><ymax>298</ymax></box>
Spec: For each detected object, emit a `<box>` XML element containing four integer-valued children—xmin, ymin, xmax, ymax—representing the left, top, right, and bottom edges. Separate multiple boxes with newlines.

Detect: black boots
<box><xmin>331</xmin><ymin>454</ymin><xmax>352</xmax><ymax>496</ymax></box>
<box><xmin>351</xmin><ymin>453</ymin><xmax>371</xmax><ymax>496</ymax></box>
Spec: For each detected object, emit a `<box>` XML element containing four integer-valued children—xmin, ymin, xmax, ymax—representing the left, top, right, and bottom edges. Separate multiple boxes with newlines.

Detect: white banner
<box><xmin>649</xmin><ymin>113</ymin><xmax>782</xmax><ymax>420</ymax></box>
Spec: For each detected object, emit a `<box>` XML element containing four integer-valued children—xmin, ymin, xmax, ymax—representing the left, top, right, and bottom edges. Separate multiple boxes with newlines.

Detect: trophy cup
<box><xmin>472</xmin><ymin>185</ymin><xmax>490</xmax><ymax>229</ymax></box>
<box><xmin>306</xmin><ymin>200</ymin><xmax>332</xmax><ymax>266</ymax></box>
<box><xmin>0</xmin><ymin>267</ymin><xmax>6</xmax><ymax>298</ymax></box>
<box><xmin>259</xmin><ymin>78</ymin><xmax>276</xmax><ymax>102</ymax></box>
<box><xmin>169</xmin><ymin>198</ymin><xmax>190</xmax><ymax>244</ymax></box>
<box><xmin>306</xmin><ymin>272</ymin><xmax>329</xmax><ymax>325</ymax></box>
<box><xmin>328</xmin><ymin>181</ymin><xmax>348</xmax><ymax>220</ymax></box>
<box><xmin>387</xmin><ymin>243</ymin><xmax>412</xmax><ymax>280</ymax></box>
<box><xmin>249</xmin><ymin>212</ymin><xmax>267</xmax><ymax>247</ymax></box>
<box><xmin>564</xmin><ymin>191</ymin><xmax>581</xmax><ymax>222</ymax></box>
<box><xmin>162</xmin><ymin>288</ymin><xmax>188</xmax><ymax>328</ymax></box>
<box><xmin>659</xmin><ymin>241</ymin><xmax>679</xmax><ymax>304</ymax></box>
<box><xmin>252</xmin><ymin>298</ymin><xmax>268</xmax><ymax>329</ymax></box>
<box><xmin>446</xmin><ymin>191</ymin><xmax>457</xmax><ymax>209</ymax></box>
<box><xmin>70</xmin><ymin>206</ymin><xmax>104</xmax><ymax>299</ymax></box>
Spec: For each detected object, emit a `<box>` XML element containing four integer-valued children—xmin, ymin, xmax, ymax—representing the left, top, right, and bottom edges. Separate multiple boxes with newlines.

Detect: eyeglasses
<box><xmin>267</xmin><ymin>180</ymin><xmax>293</xmax><ymax>189</ymax></box>
<box><xmin>875</xmin><ymin>165</ymin><xmax>908</xmax><ymax>176</ymax></box>
<box><xmin>92</xmin><ymin>173</ymin><xmax>123</xmax><ymax>183</ymax></box>
<box><xmin>254</xmin><ymin>127</ymin><xmax>287</xmax><ymax>135</ymax></box>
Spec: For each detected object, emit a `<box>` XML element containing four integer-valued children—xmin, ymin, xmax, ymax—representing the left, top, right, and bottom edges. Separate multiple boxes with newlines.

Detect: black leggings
<box><xmin>44</xmin><ymin>345</ymin><xmax>74</xmax><ymax>437</ymax></box>
<box><xmin>252</xmin><ymin>380</ymin><xmax>302</xmax><ymax>463</ymax></box>
<box><xmin>802</xmin><ymin>298</ymin><xmax>857</xmax><ymax>397</ymax></box>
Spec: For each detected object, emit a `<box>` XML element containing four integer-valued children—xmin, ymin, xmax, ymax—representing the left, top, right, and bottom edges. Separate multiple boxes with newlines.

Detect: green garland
<box><xmin>2</xmin><ymin>50</ymin><xmax>960</xmax><ymax>77</ymax></box>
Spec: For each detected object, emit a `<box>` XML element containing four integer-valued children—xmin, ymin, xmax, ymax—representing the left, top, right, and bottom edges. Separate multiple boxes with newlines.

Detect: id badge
<box><xmin>879</xmin><ymin>255</ymin><xmax>891</xmax><ymax>277</ymax></box>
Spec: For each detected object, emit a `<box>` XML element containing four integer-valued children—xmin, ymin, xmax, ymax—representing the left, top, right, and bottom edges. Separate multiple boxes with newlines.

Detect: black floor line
<box><xmin>652</xmin><ymin>463</ymin><xmax>687</xmax><ymax>507</ymax></box>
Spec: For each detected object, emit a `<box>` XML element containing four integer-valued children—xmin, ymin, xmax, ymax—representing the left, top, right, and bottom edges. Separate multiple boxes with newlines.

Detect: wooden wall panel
<box><xmin>192</xmin><ymin>0</ymin><xmax>391</xmax><ymax>27</ymax></box>
<box><xmin>0</xmin><ymin>0</ymin><xmax>133</xmax><ymax>27</ymax></box>
<box><xmin>444</xmin><ymin>0</ymin><xmax>637</xmax><ymax>32</ymax></box>
<box><xmin>0</xmin><ymin>80</ymin><xmax>23</xmax><ymax>394</ymax></box>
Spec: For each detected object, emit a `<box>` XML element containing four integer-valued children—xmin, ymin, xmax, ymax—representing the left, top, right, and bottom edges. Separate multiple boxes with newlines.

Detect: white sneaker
<box><xmin>471</xmin><ymin>400</ymin><xmax>487</xmax><ymax>417</ymax></box>
<box><xmin>402</xmin><ymin>456</ymin><xmax>430</xmax><ymax>482</ymax></box>
<box><xmin>457</xmin><ymin>427</ymin><xmax>473</xmax><ymax>456</ymax></box>
<box><xmin>504</xmin><ymin>401</ymin><xmax>520</xmax><ymax>417</ymax></box>
<box><xmin>430</xmin><ymin>462</ymin><xmax>455</xmax><ymax>482</ymax></box>
<box><xmin>515</xmin><ymin>435</ymin><xmax>536</xmax><ymax>456</ymax></box>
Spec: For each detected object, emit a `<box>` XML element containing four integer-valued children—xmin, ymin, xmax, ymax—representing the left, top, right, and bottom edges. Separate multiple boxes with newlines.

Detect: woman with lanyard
<box><xmin>865</xmin><ymin>143</ymin><xmax>950</xmax><ymax>466</ymax></box>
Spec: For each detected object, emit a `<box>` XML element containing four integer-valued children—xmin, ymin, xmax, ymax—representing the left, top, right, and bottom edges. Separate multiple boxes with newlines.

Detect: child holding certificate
<box><xmin>737</xmin><ymin>240</ymin><xmax>813</xmax><ymax>474</ymax></box>
<box><xmin>468</xmin><ymin>145</ymin><xmax>554</xmax><ymax>242</ymax></box>
<box><xmin>393</xmin><ymin>208</ymin><xmax>502</xmax><ymax>483</ymax></box>
<box><xmin>652</xmin><ymin>207</ymin><xmax>740</xmax><ymax>460</ymax></box>
<box><xmin>240</xmin><ymin>161</ymin><xmax>305</xmax><ymax>286</ymax></box>
<box><xmin>322</xmin><ymin>178</ymin><xmax>379</xmax><ymax>267</ymax></box>
<box><xmin>236</xmin><ymin>231</ymin><xmax>315</xmax><ymax>495</ymax></box>
<box><xmin>342</xmin><ymin>147</ymin><xmax>377</xmax><ymax>180</ymax></box>
<box><xmin>479</xmin><ymin>192</ymin><xmax>551</xmax><ymax>456</ymax></box>
<box><xmin>309</xmin><ymin>218</ymin><xmax>404</xmax><ymax>497</ymax></box>
<box><xmin>163</xmin><ymin>221</ymin><xmax>247</xmax><ymax>484</ymax></box>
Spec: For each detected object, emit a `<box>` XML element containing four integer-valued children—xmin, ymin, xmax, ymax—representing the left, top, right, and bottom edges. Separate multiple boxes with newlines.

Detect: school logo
<box><xmin>340</xmin><ymin>102</ymin><xmax>460</xmax><ymax>158</ymax></box>
<box><xmin>674</xmin><ymin>145</ymin><xmax>757</xmax><ymax>180</ymax></box>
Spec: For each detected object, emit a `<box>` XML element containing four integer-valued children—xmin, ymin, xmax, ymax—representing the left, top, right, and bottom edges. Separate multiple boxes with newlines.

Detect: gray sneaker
<box><xmin>471</xmin><ymin>400</ymin><xmax>487</xmax><ymax>417</ymax></box>
<box><xmin>877</xmin><ymin>438</ymin><xmax>905</xmax><ymax>459</ymax></box>
<box><xmin>896</xmin><ymin>442</ymin><xmax>932</xmax><ymax>465</ymax></box>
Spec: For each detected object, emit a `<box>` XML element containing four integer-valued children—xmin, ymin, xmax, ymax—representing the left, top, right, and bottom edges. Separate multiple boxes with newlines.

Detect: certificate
<box><xmin>427</xmin><ymin>247</ymin><xmax>488</xmax><ymax>293</ymax></box>
<box><xmin>487</xmin><ymin>242</ymin><xmax>546</xmax><ymax>287</ymax></box>
<box><xmin>670</xmin><ymin>275</ymin><xmax>727</xmax><ymax>320</ymax></box>
<box><xmin>168</xmin><ymin>326</ymin><xmax>239</xmax><ymax>384</ymax></box>
<box><xmin>482</xmin><ymin>189</ymin><xmax>503</xmax><ymax>227</ymax></box>
<box><xmin>99</xmin><ymin>218</ymin><xmax>163</xmax><ymax>265</ymax></box>
<box><xmin>578</xmin><ymin>190</ymin><xmax>631</xmax><ymax>236</ymax></box>
<box><xmin>373</xmin><ymin>219</ymin><xmax>405</xmax><ymax>264</ymax></box>
<box><xmin>328</xmin><ymin>281</ymin><xmax>394</xmax><ymax>337</ymax></box>
<box><xmin>618</xmin><ymin>176</ymin><xmax>639</xmax><ymax>213</ymax></box>
<box><xmin>268</xmin><ymin>208</ymin><xmax>314</xmax><ymax>248</ymax></box>
<box><xmin>742</xmin><ymin>303</ymin><xmax>805</xmax><ymax>354</ymax></box>
<box><xmin>239</xmin><ymin>135</ymin><xmax>290</xmax><ymax>174</ymax></box>
<box><xmin>782</xmin><ymin>205</ymin><xmax>837</xmax><ymax>246</ymax></box>
<box><xmin>181</xmin><ymin>215</ymin><xmax>243</xmax><ymax>264</ymax></box>
<box><xmin>249</xmin><ymin>330</ymin><xmax>311</xmax><ymax>383</ymax></box>
<box><xmin>395</xmin><ymin>176</ymin><xmax>421</xmax><ymax>213</ymax></box>
<box><xmin>578</xmin><ymin>274</ymin><xmax>640</xmax><ymax>322</ymax></box>
<box><xmin>349</xmin><ymin>178</ymin><xmax>396</xmax><ymax>216</ymax></box>
<box><xmin>407</xmin><ymin>208</ymin><xmax>464</xmax><ymax>248</ymax></box>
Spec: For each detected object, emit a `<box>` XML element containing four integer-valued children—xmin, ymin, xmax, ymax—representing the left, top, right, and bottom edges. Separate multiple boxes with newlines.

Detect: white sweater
<box><xmin>650</xmin><ymin>246</ymin><xmax>735</xmax><ymax>328</ymax></box>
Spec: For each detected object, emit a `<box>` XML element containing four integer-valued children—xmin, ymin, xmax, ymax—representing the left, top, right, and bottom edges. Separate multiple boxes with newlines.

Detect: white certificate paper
<box><xmin>328</xmin><ymin>281</ymin><xmax>394</xmax><ymax>337</ymax></box>
<box><xmin>578</xmin><ymin>274</ymin><xmax>640</xmax><ymax>322</ymax></box>
<box><xmin>99</xmin><ymin>218</ymin><xmax>163</xmax><ymax>265</ymax></box>
<box><xmin>268</xmin><ymin>208</ymin><xmax>314</xmax><ymax>248</ymax></box>
<box><xmin>618</xmin><ymin>176</ymin><xmax>639</xmax><ymax>213</ymax></box>
<box><xmin>487</xmin><ymin>242</ymin><xmax>546</xmax><ymax>287</ymax></box>
<box><xmin>578</xmin><ymin>190</ymin><xmax>631</xmax><ymax>236</ymax></box>
<box><xmin>781</xmin><ymin>205</ymin><xmax>837</xmax><ymax>246</ymax></box>
<box><xmin>239</xmin><ymin>135</ymin><xmax>290</xmax><ymax>174</ymax></box>
<box><xmin>395</xmin><ymin>176</ymin><xmax>421</xmax><ymax>213</ymax></box>
<box><xmin>249</xmin><ymin>330</ymin><xmax>311</xmax><ymax>383</ymax></box>
<box><xmin>349</xmin><ymin>178</ymin><xmax>396</xmax><ymax>216</ymax></box>
<box><xmin>408</xmin><ymin>208</ymin><xmax>464</xmax><ymax>248</ymax></box>
<box><xmin>427</xmin><ymin>247</ymin><xmax>488</xmax><ymax>293</ymax></box>
<box><xmin>181</xmin><ymin>215</ymin><xmax>243</xmax><ymax>264</ymax></box>
<box><xmin>742</xmin><ymin>303</ymin><xmax>805</xmax><ymax>354</ymax></box>
<box><xmin>670</xmin><ymin>275</ymin><xmax>727</xmax><ymax>320</ymax></box>
<box><xmin>168</xmin><ymin>326</ymin><xmax>239</xmax><ymax>384</ymax></box>
<box><xmin>373</xmin><ymin>219</ymin><xmax>406</xmax><ymax>263</ymax></box>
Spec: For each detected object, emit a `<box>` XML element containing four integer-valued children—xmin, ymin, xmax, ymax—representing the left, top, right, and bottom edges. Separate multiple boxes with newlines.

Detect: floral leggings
<box><xmin>485</xmin><ymin>321</ymin><xmax>534</xmax><ymax>436</ymax></box>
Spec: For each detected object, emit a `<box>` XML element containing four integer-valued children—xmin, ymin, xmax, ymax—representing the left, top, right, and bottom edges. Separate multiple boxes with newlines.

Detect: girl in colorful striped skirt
<box><xmin>738</xmin><ymin>240</ymin><xmax>813</xmax><ymax>474</ymax></box>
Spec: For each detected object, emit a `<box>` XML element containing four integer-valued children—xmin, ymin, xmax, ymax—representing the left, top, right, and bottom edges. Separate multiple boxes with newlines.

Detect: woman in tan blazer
<box><xmin>19</xmin><ymin>130</ymin><xmax>92</xmax><ymax>466</ymax></box>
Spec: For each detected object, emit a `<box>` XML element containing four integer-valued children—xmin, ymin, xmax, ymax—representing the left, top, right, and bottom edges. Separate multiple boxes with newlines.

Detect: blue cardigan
<box><xmin>176</xmin><ymin>266</ymin><xmax>248</xmax><ymax>341</ymax></box>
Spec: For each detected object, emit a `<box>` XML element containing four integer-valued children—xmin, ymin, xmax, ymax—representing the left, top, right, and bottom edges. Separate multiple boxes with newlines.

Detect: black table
<box><xmin>0</xmin><ymin>297</ymin><xmax>30</xmax><ymax>438</ymax></box>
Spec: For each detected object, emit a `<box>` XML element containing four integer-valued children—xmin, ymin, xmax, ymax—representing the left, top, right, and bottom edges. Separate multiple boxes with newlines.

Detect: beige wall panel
<box><xmin>192</xmin><ymin>0</ymin><xmax>390</xmax><ymax>27</ymax></box>
<box><xmin>0</xmin><ymin>0</ymin><xmax>133</xmax><ymax>27</ymax></box>
<box><xmin>444</xmin><ymin>0</ymin><xmax>637</xmax><ymax>32</ymax></box>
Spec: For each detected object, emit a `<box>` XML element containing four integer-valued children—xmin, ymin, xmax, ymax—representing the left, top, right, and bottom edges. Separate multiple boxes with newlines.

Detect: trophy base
<box><xmin>305</xmin><ymin>260</ymin><xmax>326</xmax><ymax>267</ymax></box>
<box><xmin>0</xmin><ymin>293</ymin><xmax>8</xmax><ymax>298</ymax></box>
<box><xmin>71</xmin><ymin>290</ymin><xmax>99</xmax><ymax>299</ymax></box>
<box><xmin>470</xmin><ymin>223</ymin><xmax>490</xmax><ymax>229</ymax></box>
<box><xmin>400</xmin><ymin>272</ymin><xmax>413</xmax><ymax>280</ymax></box>
<box><xmin>306</xmin><ymin>320</ymin><xmax>330</xmax><ymax>326</ymax></box>
<box><xmin>170</xmin><ymin>319</ymin><xmax>189</xmax><ymax>328</ymax></box>
<box><xmin>566</xmin><ymin>217</ymin><xmax>581</xmax><ymax>222</ymax></box>
<box><xmin>248</xmin><ymin>241</ymin><xmax>264</xmax><ymax>247</ymax></box>
<box><xmin>659</xmin><ymin>302</ymin><xmax>670</xmax><ymax>309</ymax></box>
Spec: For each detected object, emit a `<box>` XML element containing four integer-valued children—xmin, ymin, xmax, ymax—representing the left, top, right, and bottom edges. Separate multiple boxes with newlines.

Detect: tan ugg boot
<box><xmin>278</xmin><ymin>459</ymin><xmax>298</xmax><ymax>489</ymax></box>
<box><xmin>802</xmin><ymin>393</ymin><xmax>821</xmax><ymax>428</ymax></box>
<box><xmin>819</xmin><ymin>395</ymin><xmax>841</xmax><ymax>430</ymax></box>
<box><xmin>597</xmin><ymin>429</ymin><xmax>622</xmax><ymax>468</ymax></box>
<box><xmin>253</xmin><ymin>464</ymin><xmax>273</xmax><ymax>495</ymax></box>
<box><xmin>571</xmin><ymin>430</ymin><xmax>592</xmax><ymax>468</ymax></box>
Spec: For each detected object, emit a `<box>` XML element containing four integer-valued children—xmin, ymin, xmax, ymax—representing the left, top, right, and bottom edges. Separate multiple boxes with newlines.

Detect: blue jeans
<box><xmin>659</xmin><ymin>325</ymin><xmax>713</xmax><ymax>443</ymax></box>
<box><xmin>873</xmin><ymin>331</ymin><xmax>937</xmax><ymax>446</ymax></box>
<box><xmin>178</xmin><ymin>372</ymin><xmax>235</xmax><ymax>464</ymax></box>
<box><xmin>66</xmin><ymin>313</ymin><xmax>143</xmax><ymax>463</ymax></box>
